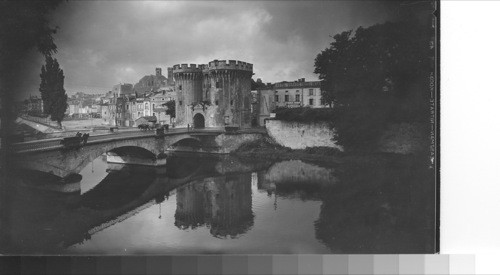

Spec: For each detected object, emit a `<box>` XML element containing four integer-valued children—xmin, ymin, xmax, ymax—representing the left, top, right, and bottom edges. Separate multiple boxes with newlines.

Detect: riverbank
<box><xmin>232</xmin><ymin>137</ymin><xmax>343</xmax><ymax>164</ymax></box>
<box><xmin>232</xmin><ymin>136</ymin><xmax>430</xmax><ymax>167</ymax></box>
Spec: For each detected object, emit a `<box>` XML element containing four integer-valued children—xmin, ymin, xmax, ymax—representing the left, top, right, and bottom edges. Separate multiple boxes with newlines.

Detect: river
<box><xmin>1</xmin><ymin>152</ymin><xmax>436</xmax><ymax>254</ymax></box>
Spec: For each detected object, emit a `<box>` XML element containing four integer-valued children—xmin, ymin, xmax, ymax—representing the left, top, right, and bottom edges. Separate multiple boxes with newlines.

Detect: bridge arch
<box><xmin>170</xmin><ymin>138</ymin><xmax>202</xmax><ymax>148</ymax></box>
<box><xmin>14</xmin><ymin>136</ymin><xmax>166</xmax><ymax>179</ymax></box>
<box><xmin>108</xmin><ymin>146</ymin><xmax>157</xmax><ymax>159</ymax></box>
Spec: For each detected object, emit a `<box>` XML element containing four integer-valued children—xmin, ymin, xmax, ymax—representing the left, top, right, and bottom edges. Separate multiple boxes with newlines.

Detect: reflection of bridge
<box><xmin>12</xmin><ymin>128</ymin><xmax>265</xmax><ymax>179</ymax></box>
<box><xmin>5</xmin><ymin>154</ymin><xmax>337</xmax><ymax>253</ymax></box>
<box><xmin>53</xmin><ymin>155</ymin><xmax>269</xmax><ymax>249</ymax></box>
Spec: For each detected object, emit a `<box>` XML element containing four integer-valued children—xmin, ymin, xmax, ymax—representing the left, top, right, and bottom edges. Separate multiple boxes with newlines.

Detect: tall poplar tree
<box><xmin>39</xmin><ymin>56</ymin><xmax>68</xmax><ymax>128</ymax></box>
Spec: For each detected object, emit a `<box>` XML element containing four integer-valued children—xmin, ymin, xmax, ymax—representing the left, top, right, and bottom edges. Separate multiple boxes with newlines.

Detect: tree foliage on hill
<box><xmin>40</xmin><ymin>56</ymin><xmax>68</xmax><ymax>128</ymax></box>
<box><xmin>314</xmin><ymin>20</ymin><xmax>433</xmax><ymax>151</ymax></box>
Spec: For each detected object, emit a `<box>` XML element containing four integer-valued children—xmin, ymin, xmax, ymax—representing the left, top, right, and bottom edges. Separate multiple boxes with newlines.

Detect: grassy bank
<box><xmin>233</xmin><ymin>136</ymin><xmax>430</xmax><ymax>167</ymax></box>
<box><xmin>233</xmin><ymin>137</ymin><xmax>344</xmax><ymax>164</ymax></box>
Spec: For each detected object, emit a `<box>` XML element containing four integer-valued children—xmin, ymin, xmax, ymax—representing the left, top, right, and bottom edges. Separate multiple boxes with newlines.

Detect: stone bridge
<box><xmin>12</xmin><ymin>129</ymin><xmax>265</xmax><ymax>179</ymax></box>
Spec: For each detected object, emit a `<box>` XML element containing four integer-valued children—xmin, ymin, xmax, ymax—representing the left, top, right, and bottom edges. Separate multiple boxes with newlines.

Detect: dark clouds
<box><xmin>19</xmin><ymin>1</ymin><xmax>400</xmax><ymax>98</ymax></box>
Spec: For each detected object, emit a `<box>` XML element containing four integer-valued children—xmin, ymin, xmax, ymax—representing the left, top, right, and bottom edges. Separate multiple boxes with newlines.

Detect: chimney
<box><xmin>156</xmin><ymin>68</ymin><xmax>162</xmax><ymax>76</ymax></box>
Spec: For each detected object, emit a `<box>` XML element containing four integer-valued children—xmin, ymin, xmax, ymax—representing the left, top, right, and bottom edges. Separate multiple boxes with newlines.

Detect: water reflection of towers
<box><xmin>175</xmin><ymin>173</ymin><xmax>254</xmax><ymax>238</ymax></box>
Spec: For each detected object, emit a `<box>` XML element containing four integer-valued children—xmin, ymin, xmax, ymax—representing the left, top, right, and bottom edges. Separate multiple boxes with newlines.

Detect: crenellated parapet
<box><xmin>173</xmin><ymin>60</ymin><xmax>253</xmax><ymax>74</ymax></box>
<box><xmin>206</xmin><ymin>60</ymin><xmax>253</xmax><ymax>72</ymax></box>
<box><xmin>172</xmin><ymin>64</ymin><xmax>204</xmax><ymax>74</ymax></box>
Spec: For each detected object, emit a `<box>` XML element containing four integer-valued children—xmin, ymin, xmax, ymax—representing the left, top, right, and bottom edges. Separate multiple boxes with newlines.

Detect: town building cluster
<box><xmin>18</xmin><ymin>60</ymin><xmax>330</xmax><ymax>129</ymax></box>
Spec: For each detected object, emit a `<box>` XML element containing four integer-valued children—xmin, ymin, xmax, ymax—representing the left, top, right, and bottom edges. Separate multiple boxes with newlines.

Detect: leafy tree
<box><xmin>39</xmin><ymin>56</ymin><xmax>68</xmax><ymax>128</ymax></box>
<box><xmin>163</xmin><ymin>100</ymin><xmax>176</xmax><ymax>125</ymax></box>
<box><xmin>251</xmin><ymin>78</ymin><xmax>267</xmax><ymax>90</ymax></box>
<box><xmin>163</xmin><ymin>100</ymin><xmax>175</xmax><ymax>123</ymax></box>
<box><xmin>164</xmin><ymin>100</ymin><xmax>176</xmax><ymax>118</ymax></box>
<box><xmin>314</xmin><ymin>21</ymin><xmax>432</xmax><ymax>151</ymax></box>
<box><xmin>314</xmin><ymin>30</ymin><xmax>352</xmax><ymax>108</ymax></box>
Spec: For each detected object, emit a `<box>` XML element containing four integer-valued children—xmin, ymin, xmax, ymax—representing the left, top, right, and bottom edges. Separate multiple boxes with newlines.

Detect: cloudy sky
<box><xmin>20</xmin><ymin>1</ymin><xmax>401</xmax><ymax>98</ymax></box>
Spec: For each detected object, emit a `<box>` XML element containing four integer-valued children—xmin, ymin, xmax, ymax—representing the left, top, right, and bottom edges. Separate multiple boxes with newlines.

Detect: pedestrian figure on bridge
<box><xmin>187</xmin><ymin>124</ymin><xmax>190</xmax><ymax>132</ymax></box>
<box><xmin>76</xmin><ymin>132</ymin><xmax>82</xmax><ymax>138</ymax></box>
<box><xmin>82</xmin><ymin>133</ymin><xmax>89</xmax><ymax>145</ymax></box>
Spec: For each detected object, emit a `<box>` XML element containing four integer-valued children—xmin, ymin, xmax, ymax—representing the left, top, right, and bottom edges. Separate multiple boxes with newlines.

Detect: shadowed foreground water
<box><xmin>1</xmin><ymin>153</ymin><xmax>436</xmax><ymax>254</ymax></box>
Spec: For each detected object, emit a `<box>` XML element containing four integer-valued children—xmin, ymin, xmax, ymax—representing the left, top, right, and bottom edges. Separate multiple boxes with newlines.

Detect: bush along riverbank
<box><xmin>232</xmin><ymin>135</ymin><xmax>431</xmax><ymax>168</ymax></box>
<box><xmin>232</xmin><ymin>136</ymin><xmax>343</xmax><ymax>164</ymax></box>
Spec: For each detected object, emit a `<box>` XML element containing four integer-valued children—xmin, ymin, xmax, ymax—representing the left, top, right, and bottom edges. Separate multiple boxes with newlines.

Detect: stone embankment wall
<box><xmin>266</xmin><ymin>120</ymin><xmax>427</xmax><ymax>154</ymax></box>
<box><xmin>265</xmin><ymin>120</ymin><xmax>342</xmax><ymax>150</ymax></box>
<box><xmin>16</xmin><ymin>117</ymin><xmax>59</xmax><ymax>134</ymax></box>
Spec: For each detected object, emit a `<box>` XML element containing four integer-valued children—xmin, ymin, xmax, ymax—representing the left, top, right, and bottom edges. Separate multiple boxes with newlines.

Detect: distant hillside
<box><xmin>134</xmin><ymin>74</ymin><xmax>168</xmax><ymax>94</ymax></box>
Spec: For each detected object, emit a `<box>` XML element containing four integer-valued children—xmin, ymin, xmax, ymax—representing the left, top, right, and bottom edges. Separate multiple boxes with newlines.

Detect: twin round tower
<box><xmin>170</xmin><ymin>60</ymin><xmax>253</xmax><ymax>129</ymax></box>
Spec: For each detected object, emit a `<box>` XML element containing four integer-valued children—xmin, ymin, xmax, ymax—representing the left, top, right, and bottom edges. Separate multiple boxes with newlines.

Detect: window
<box><xmin>309</xmin><ymin>89</ymin><xmax>314</xmax><ymax>96</ymax></box>
<box><xmin>309</xmin><ymin>98</ymin><xmax>314</xmax><ymax>106</ymax></box>
<box><xmin>284</xmin><ymin>95</ymin><xmax>289</xmax><ymax>102</ymax></box>
<box><xmin>179</xmin><ymin>100</ymin><xmax>182</xmax><ymax>106</ymax></box>
<box><xmin>179</xmin><ymin>85</ymin><xmax>182</xmax><ymax>90</ymax></box>
<box><xmin>126</xmin><ymin>105</ymin><xmax>129</xmax><ymax>110</ymax></box>
<box><xmin>153</xmin><ymin>104</ymin><xmax>155</xmax><ymax>109</ymax></box>
<box><xmin>230</xmin><ymin>100</ymin><xmax>234</xmax><ymax>105</ymax></box>
<box><xmin>215</xmin><ymin>100</ymin><xmax>219</xmax><ymax>106</ymax></box>
<box><xmin>296</xmin><ymin>90</ymin><xmax>300</xmax><ymax>93</ymax></box>
<box><xmin>216</xmin><ymin>81</ymin><xmax>221</xmax><ymax>88</ymax></box>
<box><xmin>275</xmin><ymin>95</ymin><xmax>279</xmax><ymax>102</ymax></box>
<box><xmin>295</xmin><ymin>94</ymin><xmax>300</xmax><ymax>102</ymax></box>
<box><xmin>138</xmin><ymin>112</ymin><xmax>140</xmax><ymax>116</ymax></box>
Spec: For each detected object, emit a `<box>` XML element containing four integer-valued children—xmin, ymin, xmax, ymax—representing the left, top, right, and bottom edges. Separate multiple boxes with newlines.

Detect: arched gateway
<box><xmin>193</xmin><ymin>113</ymin><xmax>205</xmax><ymax>129</ymax></box>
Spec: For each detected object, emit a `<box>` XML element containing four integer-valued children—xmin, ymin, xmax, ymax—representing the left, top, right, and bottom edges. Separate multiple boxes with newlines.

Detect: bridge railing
<box><xmin>12</xmin><ymin>127</ymin><xmax>233</xmax><ymax>153</ymax></box>
<box><xmin>12</xmin><ymin>138</ymin><xmax>63</xmax><ymax>152</ymax></box>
